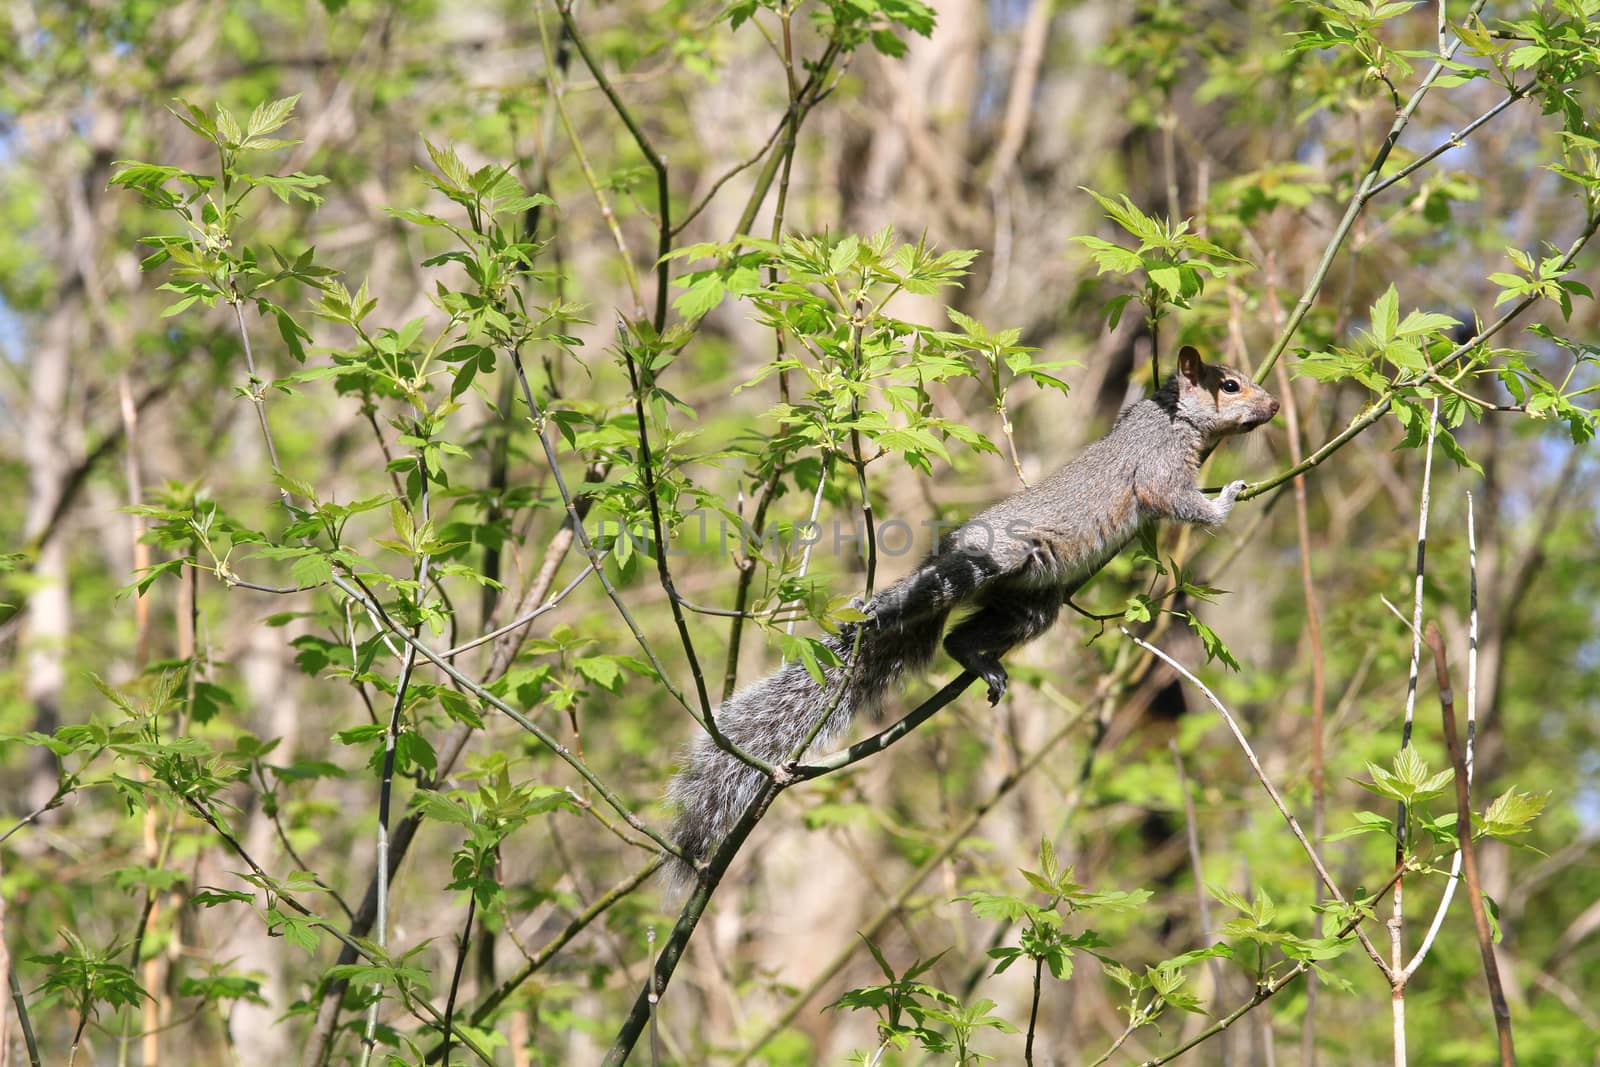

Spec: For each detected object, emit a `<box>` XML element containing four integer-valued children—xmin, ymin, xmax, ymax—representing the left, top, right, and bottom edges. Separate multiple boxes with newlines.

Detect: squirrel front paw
<box><xmin>1222</xmin><ymin>479</ymin><xmax>1248</xmax><ymax>503</ymax></box>
<box><xmin>854</xmin><ymin>594</ymin><xmax>887</xmax><ymax>628</ymax></box>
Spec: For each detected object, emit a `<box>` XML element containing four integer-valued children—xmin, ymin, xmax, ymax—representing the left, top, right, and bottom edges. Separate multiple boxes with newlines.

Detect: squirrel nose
<box><xmin>1268</xmin><ymin>397</ymin><xmax>1281</xmax><ymax>418</ymax></box>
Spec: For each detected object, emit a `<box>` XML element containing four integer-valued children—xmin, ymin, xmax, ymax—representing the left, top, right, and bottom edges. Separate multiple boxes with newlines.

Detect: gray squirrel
<box><xmin>667</xmin><ymin>346</ymin><xmax>1279</xmax><ymax>884</ymax></box>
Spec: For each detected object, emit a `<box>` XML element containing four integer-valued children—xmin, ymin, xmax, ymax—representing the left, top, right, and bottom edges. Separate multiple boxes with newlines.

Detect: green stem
<box><xmin>8</xmin><ymin>964</ymin><xmax>42</xmax><ymax>1067</ymax></box>
<box><xmin>1243</xmin><ymin>209</ymin><xmax>1600</xmax><ymax>501</ymax></box>
<box><xmin>332</xmin><ymin>571</ymin><xmax>684</xmax><ymax>857</ymax></box>
<box><xmin>1253</xmin><ymin>0</ymin><xmax>1491</xmax><ymax>382</ymax></box>
<box><xmin>602</xmin><ymin>670</ymin><xmax>979</xmax><ymax>1066</ymax></box>
<box><xmin>535</xmin><ymin>6</ymin><xmax>642</xmax><ymax>311</ymax></box>
<box><xmin>555</xmin><ymin>2</ymin><xmax>672</xmax><ymax>333</ymax></box>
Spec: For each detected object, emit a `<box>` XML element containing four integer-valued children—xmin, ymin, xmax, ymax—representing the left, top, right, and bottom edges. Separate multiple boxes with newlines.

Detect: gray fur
<box><xmin>665</xmin><ymin>617</ymin><xmax>944</xmax><ymax>888</ymax></box>
<box><xmin>665</xmin><ymin>349</ymin><xmax>1278</xmax><ymax>886</ymax></box>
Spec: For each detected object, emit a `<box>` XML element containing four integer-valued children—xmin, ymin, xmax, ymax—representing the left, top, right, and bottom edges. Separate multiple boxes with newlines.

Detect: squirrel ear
<box><xmin>1177</xmin><ymin>345</ymin><xmax>1203</xmax><ymax>385</ymax></box>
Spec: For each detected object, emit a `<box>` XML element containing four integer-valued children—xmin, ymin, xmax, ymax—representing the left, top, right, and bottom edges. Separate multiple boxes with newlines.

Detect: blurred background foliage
<box><xmin>1</xmin><ymin>0</ymin><xmax>1598</xmax><ymax>1063</ymax></box>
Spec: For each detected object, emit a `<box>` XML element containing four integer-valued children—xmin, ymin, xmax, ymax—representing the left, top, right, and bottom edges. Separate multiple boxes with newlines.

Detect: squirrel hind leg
<box><xmin>866</xmin><ymin>552</ymin><xmax>1002</xmax><ymax>630</ymax></box>
<box><xmin>943</xmin><ymin>588</ymin><xmax>1065</xmax><ymax>705</ymax></box>
<box><xmin>952</xmin><ymin>646</ymin><xmax>1010</xmax><ymax>705</ymax></box>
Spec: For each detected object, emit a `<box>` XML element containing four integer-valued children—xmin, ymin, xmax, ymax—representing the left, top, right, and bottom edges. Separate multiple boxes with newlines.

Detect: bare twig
<box><xmin>1242</xmin><ymin>208</ymin><xmax>1600</xmax><ymax>502</ymax></box>
<box><xmin>555</xmin><ymin>2</ymin><xmax>672</xmax><ymax>332</ymax></box>
<box><xmin>1403</xmin><ymin>492</ymin><xmax>1479</xmax><ymax>979</ymax></box>
<box><xmin>0</xmin><ymin>777</ymin><xmax>77</xmax><ymax>845</ymax></box>
<box><xmin>440</xmin><ymin>555</ymin><xmax>600</xmax><ymax>659</ymax></box>
<box><xmin>728</xmin><ymin>37</ymin><xmax>846</xmax><ymax>240</ymax></box>
<box><xmin>535</xmin><ymin>7</ymin><xmax>642</xmax><ymax>313</ymax></box>
<box><xmin>1253</xmin><ymin>0</ymin><xmax>1491</xmax><ymax>381</ymax></box>
<box><xmin>9</xmin><ymin>960</ymin><xmax>43</xmax><ymax>1067</ymax></box>
<box><xmin>439</xmin><ymin>889</ymin><xmax>477</xmax><ymax>1067</ymax></box>
<box><xmin>672</xmin><ymin>118</ymin><xmax>786</xmax><ymax>237</ymax></box>
<box><xmin>1120</xmin><ymin>629</ymin><xmax>1388</xmax><ymax>971</ymax></box>
<box><xmin>1426</xmin><ymin>622</ymin><xmax>1516</xmax><ymax>1066</ymax></box>
<box><xmin>1369</xmin><ymin>83</ymin><xmax>1532</xmax><ymax>197</ymax></box>
<box><xmin>1390</xmin><ymin>399</ymin><xmax>1438</xmax><ymax>1062</ymax></box>
<box><xmin>1139</xmin><ymin>868</ymin><xmax>1409</xmax><ymax>1067</ymax></box>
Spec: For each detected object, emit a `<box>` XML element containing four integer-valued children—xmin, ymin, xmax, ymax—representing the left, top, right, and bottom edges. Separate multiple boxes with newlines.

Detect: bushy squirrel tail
<box><xmin>665</xmin><ymin>610</ymin><xmax>946</xmax><ymax>888</ymax></box>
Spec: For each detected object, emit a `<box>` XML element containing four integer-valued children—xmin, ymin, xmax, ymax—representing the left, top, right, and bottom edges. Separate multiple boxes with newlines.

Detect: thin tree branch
<box><xmin>1369</xmin><ymin>82</ymin><xmax>1531</xmax><ymax>197</ymax></box>
<box><xmin>1242</xmin><ymin>207</ymin><xmax>1600</xmax><ymax>501</ymax></box>
<box><xmin>359</xmin><ymin>437</ymin><xmax>431</xmax><ymax>1066</ymax></box>
<box><xmin>535</xmin><ymin>6</ymin><xmax>642</xmax><ymax>313</ymax></box>
<box><xmin>1253</xmin><ymin>0</ymin><xmax>1491</xmax><ymax>381</ymax></box>
<box><xmin>1120</xmin><ymin>628</ymin><xmax>1389</xmax><ymax>972</ymax></box>
<box><xmin>555</xmin><ymin>1</ymin><xmax>672</xmax><ymax>332</ymax></box>
<box><xmin>735</xmin><ymin>683</ymin><xmax>1124</xmax><ymax>1066</ymax></box>
<box><xmin>1403</xmin><ymin>491</ymin><xmax>1480</xmax><ymax>979</ymax></box>
<box><xmin>9</xmin><ymin>958</ymin><xmax>43</xmax><ymax>1067</ymax></box>
<box><xmin>1139</xmin><ymin>868</ymin><xmax>1409</xmax><ymax>1067</ymax></box>
<box><xmin>612</xmin><ymin>318</ymin><xmax>718</xmax><ymax>724</ymax></box>
<box><xmin>440</xmin><ymin>555</ymin><xmax>600</xmax><ymax>659</ymax></box>
<box><xmin>459</xmin><ymin>858</ymin><xmax>660</xmax><ymax>1040</ymax></box>
<box><xmin>1390</xmin><ymin>398</ymin><xmax>1438</xmax><ymax>1062</ymax></box>
<box><xmin>1427</xmin><ymin>621</ymin><xmax>1516</xmax><ymax>1065</ymax></box>
<box><xmin>604</xmin><ymin>668</ymin><xmax>986</xmax><ymax>1066</ymax></box>
<box><xmin>438</xmin><ymin>890</ymin><xmax>476</xmax><ymax>1067</ymax></box>
<box><xmin>672</xmin><ymin>118</ymin><xmax>787</xmax><ymax>237</ymax></box>
<box><xmin>728</xmin><ymin>38</ymin><xmax>846</xmax><ymax>240</ymax></box>
<box><xmin>505</xmin><ymin>344</ymin><xmax>771</xmax><ymax>773</ymax></box>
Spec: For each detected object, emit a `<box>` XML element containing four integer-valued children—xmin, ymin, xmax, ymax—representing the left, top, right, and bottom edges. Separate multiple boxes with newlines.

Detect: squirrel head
<box><xmin>1174</xmin><ymin>345</ymin><xmax>1280</xmax><ymax>438</ymax></box>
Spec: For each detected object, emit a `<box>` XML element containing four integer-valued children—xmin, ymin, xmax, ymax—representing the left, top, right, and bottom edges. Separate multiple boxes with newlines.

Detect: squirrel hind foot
<box><xmin>951</xmin><ymin>649</ymin><xmax>1008</xmax><ymax>705</ymax></box>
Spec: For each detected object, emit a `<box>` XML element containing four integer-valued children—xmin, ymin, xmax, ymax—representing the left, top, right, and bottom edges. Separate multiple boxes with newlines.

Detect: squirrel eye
<box><xmin>1221</xmin><ymin>379</ymin><xmax>1241</xmax><ymax>393</ymax></box>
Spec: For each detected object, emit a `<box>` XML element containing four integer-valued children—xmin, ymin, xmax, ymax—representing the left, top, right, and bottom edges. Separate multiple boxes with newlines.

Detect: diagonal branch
<box><xmin>1242</xmin><ymin>209</ymin><xmax>1600</xmax><ymax>501</ymax></box>
<box><xmin>601</xmin><ymin>666</ymin><xmax>981</xmax><ymax>1067</ymax></box>
<box><xmin>1121</xmin><ymin>628</ymin><xmax>1390</xmax><ymax>972</ymax></box>
<box><xmin>1254</xmin><ymin>0</ymin><xmax>1492</xmax><ymax>382</ymax></box>
<box><xmin>555</xmin><ymin>2</ymin><xmax>672</xmax><ymax>333</ymax></box>
<box><xmin>1427</xmin><ymin>621</ymin><xmax>1517</xmax><ymax>1066</ymax></box>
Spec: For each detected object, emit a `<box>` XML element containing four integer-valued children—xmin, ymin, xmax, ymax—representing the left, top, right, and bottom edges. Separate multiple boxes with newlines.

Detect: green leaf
<box><xmin>574</xmin><ymin>656</ymin><xmax>624</xmax><ymax>693</ymax></box>
<box><xmin>1186</xmin><ymin>613</ymin><xmax>1241</xmax><ymax>671</ymax></box>
<box><xmin>1481</xmin><ymin>788</ymin><xmax>1546</xmax><ymax>837</ymax></box>
<box><xmin>1072</xmin><ymin>236</ymin><xmax>1143</xmax><ymax>276</ymax></box>
<box><xmin>829</xmin><ymin>235</ymin><xmax>861</xmax><ymax>276</ymax></box>
<box><xmin>1397</xmin><ymin>310</ymin><xmax>1461</xmax><ymax>337</ymax></box>
<box><xmin>192</xmin><ymin>888</ymin><xmax>256</xmax><ymax>907</ymax></box>
<box><xmin>1371</xmin><ymin>284</ymin><xmax>1399</xmax><ymax>346</ymax></box>
<box><xmin>335</xmin><ymin>724</ymin><xmax>387</xmax><ymax>745</ymax></box>
<box><xmin>1324</xmin><ymin>810</ymin><xmax>1396</xmax><ymax>842</ymax></box>
<box><xmin>674</xmin><ymin>274</ymin><xmax>726</xmax><ymax>321</ymax></box>
<box><xmin>1148</xmin><ymin>265</ymin><xmax>1184</xmax><ymax>297</ymax></box>
<box><xmin>245</xmin><ymin>94</ymin><xmax>301</xmax><ymax>139</ymax></box>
